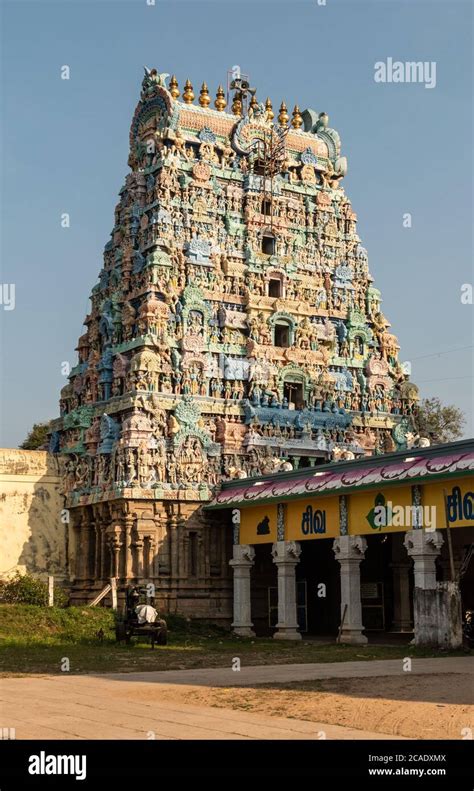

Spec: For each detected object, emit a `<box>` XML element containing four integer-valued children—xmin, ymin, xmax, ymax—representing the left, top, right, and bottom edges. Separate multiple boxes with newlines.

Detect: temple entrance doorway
<box><xmin>361</xmin><ymin>533</ymin><xmax>415</xmax><ymax>640</ymax></box>
<box><xmin>250</xmin><ymin>543</ymin><xmax>277</xmax><ymax>637</ymax></box>
<box><xmin>360</xmin><ymin>534</ymin><xmax>395</xmax><ymax>633</ymax></box>
<box><xmin>296</xmin><ymin>539</ymin><xmax>340</xmax><ymax>636</ymax></box>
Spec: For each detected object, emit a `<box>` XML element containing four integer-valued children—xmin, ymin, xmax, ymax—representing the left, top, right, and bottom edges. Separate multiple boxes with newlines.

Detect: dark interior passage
<box><xmin>296</xmin><ymin>539</ymin><xmax>340</xmax><ymax>635</ymax></box>
<box><xmin>360</xmin><ymin>534</ymin><xmax>397</xmax><ymax>631</ymax></box>
<box><xmin>250</xmin><ymin>544</ymin><xmax>277</xmax><ymax>637</ymax></box>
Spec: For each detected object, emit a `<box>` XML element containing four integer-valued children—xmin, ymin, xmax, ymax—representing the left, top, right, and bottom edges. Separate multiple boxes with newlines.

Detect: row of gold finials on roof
<box><xmin>168</xmin><ymin>75</ymin><xmax>304</xmax><ymax>128</ymax></box>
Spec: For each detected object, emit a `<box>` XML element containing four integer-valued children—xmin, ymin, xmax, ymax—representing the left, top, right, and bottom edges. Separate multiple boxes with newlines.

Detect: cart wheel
<box><xmin>156</xmin><ymin>628</ymin><xmax>168</xmax><ymax>646</ymax></box>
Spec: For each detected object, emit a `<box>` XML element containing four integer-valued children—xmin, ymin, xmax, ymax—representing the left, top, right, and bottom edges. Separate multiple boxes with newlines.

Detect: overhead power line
<box><xmin>409</xmin><ymin>345</ymin><xmax>473</xmax><ymax>362</ymax></box>
<box><xmin>416</xmin><ymin>375</ymin><xmax>473</xmax><ymax>384</ymax></box>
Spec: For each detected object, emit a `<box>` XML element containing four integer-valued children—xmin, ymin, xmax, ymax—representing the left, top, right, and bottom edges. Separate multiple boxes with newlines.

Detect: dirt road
<box><xmin>1</xmin><ymin>657</ymin><xmax>471</xmax><ymax>740</ymax></box>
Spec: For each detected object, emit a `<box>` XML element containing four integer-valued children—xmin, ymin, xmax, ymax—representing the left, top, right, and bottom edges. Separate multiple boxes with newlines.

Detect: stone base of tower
<box><xmin>68</xmin><ymin>498</ymin><xmax>233</xmax><ymax>624</ymax></box>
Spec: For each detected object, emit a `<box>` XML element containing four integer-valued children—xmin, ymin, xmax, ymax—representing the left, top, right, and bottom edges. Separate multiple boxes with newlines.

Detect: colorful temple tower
<box><xmin>50</xmin><ymin>68</ymin><xmax>419</xmax><ymax>615</ymax></box>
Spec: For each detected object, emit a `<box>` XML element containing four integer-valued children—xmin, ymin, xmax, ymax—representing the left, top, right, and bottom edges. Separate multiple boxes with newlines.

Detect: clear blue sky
<box><xmin>1</xmin><ymin>0</ymin><xmax>472</xmax><ymax>447</ymax></box>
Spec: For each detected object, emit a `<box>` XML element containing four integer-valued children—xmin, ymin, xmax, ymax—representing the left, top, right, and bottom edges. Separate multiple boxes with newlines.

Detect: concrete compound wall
<box><xmin>0</xmin><ymin>449</ymin><xmax>72</xmax><ymax>582</ymax></box>
<box><xmin>413</xmin><ymin>582</ymin><xmax>463</xmax><ymax>649</ymax></box>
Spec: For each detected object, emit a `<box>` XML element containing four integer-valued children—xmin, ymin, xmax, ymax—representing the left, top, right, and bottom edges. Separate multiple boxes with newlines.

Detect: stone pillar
<box><xmin>166</xmin><ymin>507</ymin><xmax>179</xmax><ymax>612</ymax></box>
<box><xmin>134</xmin><ymin>537</ymin><xmax>145</xmax><ymax>580</ymax></box>
<box><xmin>124</xmin><ymin>516</ymin><xmax>134</xmax><ymax>580</ymax></box>
<box><xmin>93</xmin><ymin>520</ymin><xmax>101</xmax><ymax>582</ymax></box>
<box><xmin>169</xmin><ymin>511</ymin><xmax>179</xmax><ymax>581</ymax></box>
<box><xmin>80</xmin><ymin>517</ymin><xmax>94</xmax><ymax>583</ymax></box>
<box><xmin>271</xmin><ymin>541</ymin><xmax>302</xmax><ymax>641</ymax></box>
<box><xmin>333</xmin><ymin>535</ymin><xmax>368</xmax><ymax>645</ymax></box>
<box><xmin>391</xmin><ymin>562</ymin><xmax>413</xmax><ymax>632</ymax></box>
<box><xmin>109</xmin><ymin>532</ymin><xmax>122</xmax><ymax>579</ymax></box>
<box><xmin>178</xmin><ymin>521</ymin><xmax>186</xmax><ymax>579</ymax></box>
<box><xmin>100</xmin><ymin>526</ymin><xmax>107</xmax><ymax>580</ymax></box>
<box><xmin>404</xmin><ymin>530</ymin><xmax>444</xmax><ymax>646</ymax></box>
<box><xmin>197</xmin><ymin>531</ymin><xmax>205</xmax><ymax>580</ymax></box>
<box><xmin>183</xmin><ymin>531</ymin><xmax>191</xmax><ymax>579</ymax></box>
<box><xmin>229</xmin><ymin>544</ymin><xmax>255</xmax><ymax>637</ymax></box>
<box><xmin>88</xmin><ymin>521</ymin><xmax>96</xmax><ymax>581</ymax></box>
<box><xmin>404</xmin><ymin>530</ymin><xmax>443</xmax><ymax>590</ymax></box>
<box><xmin>147</xmin><ymin>535</ymin><xmax>156</xmax><ymax>579</ymax></box>
<box><xmin>72</xmin><ymin>514</ymin><xmax>83</xmax><ymax>581</ymax></box>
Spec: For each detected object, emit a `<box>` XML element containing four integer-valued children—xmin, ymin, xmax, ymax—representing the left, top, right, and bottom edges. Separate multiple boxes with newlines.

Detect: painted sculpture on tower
<box><xmin>50</xmin><ymin>68</ymin><xmax>419</xmax><ymax>610</ymax></box>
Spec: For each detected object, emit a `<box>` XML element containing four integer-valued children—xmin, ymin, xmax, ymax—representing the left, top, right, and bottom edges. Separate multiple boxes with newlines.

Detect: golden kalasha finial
<box><xmin>199</xmin><ymin>82</ymin><xmax>211</xmax><ymax>107</ymax></box>
<box><xmin>169</xmin><ymin>75</ymin><xmax>180</xmax><ymax>100</ymax></box>
<box><xmin>291</xmin><ymin>104</ymin><xmax>303</xmax><ymax>129</ymax></box>
<box><xmin>278</xmin><ymin>101</ymin><xmax>289</xmax><ymax>126</ymax></box>
<box><xmin>183</xmin><ymin>79</ymin><xmax>195</xmax><ymax>104</ymax></box>
<box><xmin>231</xmin><ymin>94</ymin><xmax>243</xmax><ymax>116</ymax></box>
<box><xmin>249</xmin><ymin>94</ymin><xmax>258</xmax><ymax>113</ymax></box>
<box><xmin>265</xmin><ymin>97</ymin><xmax>274</xmax><ymax>121</ymax></box>
<box><xmin>215</xmin><ymin>85</ymin><xmax>226</xmax><ymax>111</ymax></box>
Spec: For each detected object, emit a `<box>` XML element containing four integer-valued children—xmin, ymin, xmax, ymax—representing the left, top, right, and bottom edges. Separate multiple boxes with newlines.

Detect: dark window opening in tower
<box><xmin>284</xmin><ymin>381</ymin><xmax>304</xmax><ymax>410</ymax></box>
<box><xmin>274</xmin><ymin>322</ymin><xmax>290</xmax><ymax>348</ymax></box>
<box><xmin>269</xmin><ymin>278</ymin><xmax>282</xmax><ymax>298</ymax></box>
<box><xmin>262</xmin><ymin>234</ymin><xmax>276</xmax><ymax>255</ymax></box>
<box><xmin>262</xmin><ymin>199</ymin><xmax>272</xmax><ymax>216</ymax></box>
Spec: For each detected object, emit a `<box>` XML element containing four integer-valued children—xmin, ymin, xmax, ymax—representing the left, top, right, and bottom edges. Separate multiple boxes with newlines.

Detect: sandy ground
<box><xmin>118</xmin><ymin>673</ymin><xmax>473</xmax><ymax>740</ymax></box>
<box><xmin>1</xmin><ymin>659</ymin><xmax>472</xmax><ymax>740</ymax></box>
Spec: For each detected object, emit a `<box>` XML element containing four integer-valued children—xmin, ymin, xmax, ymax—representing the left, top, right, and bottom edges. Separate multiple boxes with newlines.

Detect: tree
<box><xmin>20</xmin><ymin>422</ymin><xmax>51</xmax><ymax>450</ymax></box>
<box><xmin>415</xmin><ymin>398</ymin><xmax>465</xmax><ymax>444</ymax></box>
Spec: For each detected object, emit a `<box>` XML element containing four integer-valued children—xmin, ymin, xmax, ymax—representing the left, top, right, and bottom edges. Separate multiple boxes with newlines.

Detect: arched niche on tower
<box><xmin>277</xmin><ymin>365</ymin><xmax>310</xmax><ymax>410</ymax></box>
<box><xmin>181</xmin><ymin>285</ymin><xmax>210</xmax><ymax>337</ymax></box>
<box><xmin>268</xmin><ymin>311</ymin><xmax>296</xmax><ymax>348</ymax></box>
<box><xmin>129</xmin><ymin>349</ymin><xmax>160</xmax><ymax>392</ymax></box>
<box><xmin>347</xmin><ymin>309</ymin><xmax>372</xmax><ymax>360</ymax></box>
<box><xmin>367</xmin><ymin>374</ymin><xmax>391</xmax><ymax>393</ymax></box>
<box><xmin>129</xmin><ymin>87</ymin><xmax>180</xmax><ymax>168</ymax></box>
<box><xmin>348</xmin><ymin>327</ymin><xmax>371</xmax><ymax>359</ymax></box>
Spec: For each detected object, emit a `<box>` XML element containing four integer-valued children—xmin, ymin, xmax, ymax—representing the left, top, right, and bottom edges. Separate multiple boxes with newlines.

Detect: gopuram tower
<box><xmin>51</xmin><ymin>68</ymin><xmax>419</xmax><ymax>616</ymax></box>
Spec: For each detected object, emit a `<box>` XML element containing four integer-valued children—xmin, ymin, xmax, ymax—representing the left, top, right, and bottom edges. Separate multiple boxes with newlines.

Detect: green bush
<box><xmin>0</xmin><ymin>573</ymin><xmax>69</xmax><ymax>607</ymax></box>
<box><xmin>0</xmin><ymin>604</ymin><xmax>116</xmax><ymax>644</ymax></box>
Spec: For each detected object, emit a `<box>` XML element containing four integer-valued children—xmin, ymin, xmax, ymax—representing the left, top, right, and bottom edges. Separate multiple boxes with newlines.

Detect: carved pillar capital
<box><xmin>404</xmin><ymin>529</ymin><xmax>444</xmax><ymax>558</ymax></box>
<box><xmin>333</xmin><ymin>534</ymin><xmax>367</xmax><ymax>562</ymax></box>
<box><xmin>404</xmin><ymin>529</ymin><xmax>444</xmax><ymax>590</ymax></box>
<box><xmin>271</xmin><ymin>540</ymin><xmax>301</xmax><ymax>565</ymax></box>
<box><xmin>229</xmin><ymin>544</ymin><xmax>255</xmax><ymax>569</ymax></box>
